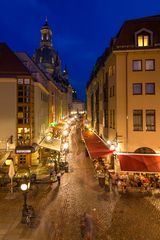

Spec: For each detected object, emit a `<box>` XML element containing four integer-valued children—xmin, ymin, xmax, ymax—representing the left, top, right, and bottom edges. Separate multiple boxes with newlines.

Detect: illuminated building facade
<box><xmin>87</xmin><ymin>15</ymin><xmax>160</xmax><ymax>154</ymax></box>
<box><xmin>0</xmin><ymin>43</ymin><xmax>49</xmax><ymax>166</ymax></box>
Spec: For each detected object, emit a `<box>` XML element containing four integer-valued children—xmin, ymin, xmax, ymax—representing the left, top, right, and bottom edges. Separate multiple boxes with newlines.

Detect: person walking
<box><xmin>81</xmin><ymin>212</ymin><xmax>93</xmax><ymax>240</ymax></box>
<box><xmin>57</xmin><ymin>172</ymin><xmax>61</xmax><ymax>185</ymax></box>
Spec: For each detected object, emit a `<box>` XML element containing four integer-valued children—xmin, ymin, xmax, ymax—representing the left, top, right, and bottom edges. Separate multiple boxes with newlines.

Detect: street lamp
<box><xmin>20</xmin><ymin>181</ymin><xmax>30</xmax><ymax>223</ymax></box>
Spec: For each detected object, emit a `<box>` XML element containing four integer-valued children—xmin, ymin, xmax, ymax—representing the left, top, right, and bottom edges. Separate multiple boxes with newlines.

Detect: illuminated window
<box><xmin>138</xmin><ymin>35</ymin><xmax>149</xmax><ymax>47</ymax></box>
<box><xmin>135</xmin><ymin>28</ymin><xmax>153</xmax><ymax>48</ymax></box>
<box><xmin>17</xmin><ymin>128</ymin><xmax>30</xmax><ymax>145</ymax></box>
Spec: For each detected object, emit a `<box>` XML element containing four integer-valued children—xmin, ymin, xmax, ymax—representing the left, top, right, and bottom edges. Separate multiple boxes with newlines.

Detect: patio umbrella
<box><xmin>8</xmin><ymin>161</ymin><xmax>15</xmax><ymax>193</ymax></box>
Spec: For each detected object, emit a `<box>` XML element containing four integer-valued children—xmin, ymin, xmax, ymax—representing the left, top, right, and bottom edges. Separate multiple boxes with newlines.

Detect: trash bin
<box><xmin>98</xmin><ymin>177</ymin><xmax>105</xmax><ymax>187</ymax></box>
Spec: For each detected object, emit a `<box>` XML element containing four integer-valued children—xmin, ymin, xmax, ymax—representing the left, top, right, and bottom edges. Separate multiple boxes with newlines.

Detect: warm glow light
<box><xmin>64</xmin><ymin>124</ymin><xmax>69</xmax><ymax>129</ymax></box>
<box><xmin>110</xmin><ymin>144</ymin><xmax>115</xmax><ymax>151</ymax></box>
<box><xmin>107</xmin><ymin>140</ymin><xmax>111</xmax><ymax>145</ymax></box>
<box><xmin>46</xmin><ymin>134</ymin><xmax>52</xmax><ymax>141</ymax></box>
<box><xmin>5</xmin><ymin>159</ymin><xmax>12</xmax><ymax>165</ymax></box>
<box><xmin>20</xmin><ymin>183</ymin><xmax>28</xmax><ymax>191</ymax></box>
<box><xmin>115</xmin><ymin>143</ymin><xmax>120</xmax><ymax>153</ymax></box>
<box><xmin>63</xmin><ymin>130</ymin><xmax>68</xmax><ymax>137</ymax></box>
<box><xmin>63</xmin><ymin>142</ymin><xmax>69</xmax><ymax>150</ymax></box>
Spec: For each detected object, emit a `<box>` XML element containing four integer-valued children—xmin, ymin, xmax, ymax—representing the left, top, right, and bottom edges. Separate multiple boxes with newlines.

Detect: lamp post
<box><xmin>20</xmin><ymin>181</ymin><xmax>29</xmax><ymax>223</ymax></box>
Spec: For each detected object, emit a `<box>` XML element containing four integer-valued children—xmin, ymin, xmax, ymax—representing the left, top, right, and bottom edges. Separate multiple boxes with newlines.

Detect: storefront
<box><xmin>82</xmin><ymin>129</ymin><xmax>114</xmax><ymax>188</ymax></box>
<box><xmin>111</xmin><ymin>153</ymin><xmax>160</xmax><ymax>193</ymax></box>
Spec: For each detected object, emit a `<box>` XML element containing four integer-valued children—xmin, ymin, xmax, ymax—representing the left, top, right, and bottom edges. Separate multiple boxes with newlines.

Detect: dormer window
<box><xmin>135</xmin><ymin>28</ymin><xmax>153</xmax><ymax>47</ymax></box>
<box><xmin>138</xmin><ymin>35</ymin><xmax>149</xmax><ymax>47</ymax></box>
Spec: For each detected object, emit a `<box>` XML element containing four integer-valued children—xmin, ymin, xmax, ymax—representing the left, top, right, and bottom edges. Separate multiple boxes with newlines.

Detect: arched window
<box><xmin>135</xmin><ymin>147</ymin><xmax>155</xmax><ymax>154</ymax></box>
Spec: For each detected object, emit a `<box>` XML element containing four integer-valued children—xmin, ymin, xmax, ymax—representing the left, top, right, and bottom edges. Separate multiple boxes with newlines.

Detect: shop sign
<box><xmin>15</xmin><ymin>149</ymin><xmax>32</xmax><ymax>154</ymax></box>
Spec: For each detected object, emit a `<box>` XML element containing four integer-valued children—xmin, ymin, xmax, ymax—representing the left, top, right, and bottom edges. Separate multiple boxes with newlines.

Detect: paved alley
<box><xmin>0</xmin><ymin>125</ymin><xmax>160</xmax><ymax>240</ymax></box>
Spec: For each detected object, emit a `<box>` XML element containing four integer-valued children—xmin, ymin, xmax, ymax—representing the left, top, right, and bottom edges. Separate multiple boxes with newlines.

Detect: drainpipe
<box><xmin>126</xmin><ymin>53</ymin><xmax>128</xmax><ymax>152</ymax></box>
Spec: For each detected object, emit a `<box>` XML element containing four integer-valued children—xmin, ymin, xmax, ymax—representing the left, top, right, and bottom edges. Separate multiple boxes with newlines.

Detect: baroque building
<box><xmin>33</xmin><ymin>19</ymin><xmax>73</xmax><ymax>120</ymax></box>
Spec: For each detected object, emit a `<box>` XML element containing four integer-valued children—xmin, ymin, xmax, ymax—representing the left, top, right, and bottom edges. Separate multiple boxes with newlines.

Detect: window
<box><xmin>18</xmin><ymin>79</ymin><xmax>23</xmax><ymax>84</ymax></box>
<box><xmin>113</xmin><ymin>110</ymin><xmax>115</xmax><ymax>129</ymax></box>
<box><xmin>145</xmin><ymin>83</ymin><xmax>155</xmax><ymax>95</ymax></box>
<box><xmin>104</xmin><ymin>109</ymin><xmax>108</xmax><ymax>128</ymax></box>
<box><xmin>110</xmin><ymin>87</ymin><xmax>112</xmax><ymax>97</ymax></box>
<box><xmin>108</xmin><ymin>66</ymin><xmax>112</xmax><ymax>77</ymax></box>
<box><xmin>133</xmin><ymin>83</ymin><xmax>142</xmax><ymax>95</ymax></box>
<box><xmin>145</xmin><ymin>59</ymin><xmax>155</xmax><ymax>71</ymax></box>
<box><xmin>19</xmin><ymin>155</ymin><xmax>26</xmax><ymax>165</ymax></box>
<box><xmin>24</xmin><ymin>79</ymin><xmax>30</xmax><ymax>84</ymax></box>
<box><xmin>112</xmin><ymin>86</ymin><xmax>115</xmax><ymax>97</ymax></box>
<box><xmin>132</xmin><ymin>60</ymin><xmax>142</xmax><ymax>71</ymax></box>
<box><xmin>146</xmin><ymin>110</ymin><xmax>155</xmax><ymax>131</ymax></box>
<box><xmin>133</xmin><ymin>110</ymin><xmax>143</xmax><ymax>131</ymax></box>
<box><xmin>138</xmin><ymin>35</ymin><xmax>149</xmax><ymax>47</ymax></box>
<box><xmin>110</xmin><ymin>110</ymin><xmax>112</xmax><ymax>128</ymax></box>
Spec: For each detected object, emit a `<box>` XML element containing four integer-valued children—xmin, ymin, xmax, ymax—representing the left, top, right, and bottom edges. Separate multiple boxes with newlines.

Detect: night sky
<box><xmin>0</xmin><ymin>0</ymin><xmax>160</xmax><ymax>101</ymax></box>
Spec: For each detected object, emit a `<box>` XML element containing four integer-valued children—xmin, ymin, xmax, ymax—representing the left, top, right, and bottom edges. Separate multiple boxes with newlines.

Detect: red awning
<box><xmin>82</xmin><ymin>130</ymin><xmax>113</xmax><ymax>159</ymax></box>
<box><xmin>118</xmin><ymin>154</ymin><xmax>160</xmax><ymax>172</ymax></box>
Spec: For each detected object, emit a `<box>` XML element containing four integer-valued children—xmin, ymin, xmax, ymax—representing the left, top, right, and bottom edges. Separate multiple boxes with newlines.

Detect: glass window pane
<box><xmin>145</xmin><ymin>59</ymin><xmax>155</xmax><ymax>71</ymax></box>
<box><xmin>145</xmin><ymin>83</ymin><xmax>155</xmax><ymax>94</ymax></box>
<box><xmin>138</xmin><ymin>36</ymin><xmax>143</xmax><ymax>46</ymax></box>
<box><xmin>133</xmin><ymin>83</ymin><xmax>142</xmax><ymax>95</ymax></box>
<box><xmin>144</xmin><ymin>36</ymin><xmax>149</xmax><ymax>46</ymax></box>
<box><xmin>133</xmin><ymin>110</ymin><xmax>143</xmax><ymax>131</ymax></box>
<box><xmin>146</xmin><ymin>110</ymin><xmax>155</xmax><ymax>131</ymax></box>
<box><xmin>132</xmin><ymin>60</ymin><xmax>142</xmax><ymax>71</ymax></box>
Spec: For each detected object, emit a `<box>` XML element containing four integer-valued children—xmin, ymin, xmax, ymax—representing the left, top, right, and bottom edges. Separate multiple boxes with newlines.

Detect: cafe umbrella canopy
<box><xmin>8</xmin><ymin>160</ymin><xmax>15</xmax><ymax>193</ymax></box>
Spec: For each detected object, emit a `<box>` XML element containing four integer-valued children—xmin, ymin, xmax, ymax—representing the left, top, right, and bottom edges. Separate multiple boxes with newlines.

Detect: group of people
<box><xmin>110</xmin><ymin>172</ymin><xmax>160</xmax><ymax>193</ymax></box>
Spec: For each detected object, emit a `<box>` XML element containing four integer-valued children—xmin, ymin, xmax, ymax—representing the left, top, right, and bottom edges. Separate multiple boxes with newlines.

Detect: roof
<box><xmin>82</xmin><ymin>130</ymin><xmax>113</xmax><ymax>159</ymax></box>
<box><xmin>39</xmin><ymin>138</ymin><xmax>61</xmax><ymax>152</ymax></box>
<box><xmin>113</xmin><ymin>15</ymin><xmax>160</xmax><ymax>49</ymax></box>
<box><xmin>0</xmin><ymin>43</ymin><xmax>30</xmax><ymax>76</ymax></box>
<box><xmin>87</xmin><ymin>47</ymin><xmax>111</xmax><ymax>88</ymax></box>
<box><xmin>118</xmin><ymin>154</ymin><xmax>160</xmax><ymax>173</ymax></box>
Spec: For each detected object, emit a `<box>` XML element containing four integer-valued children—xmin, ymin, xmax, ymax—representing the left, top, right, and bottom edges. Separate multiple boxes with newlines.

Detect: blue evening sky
<box><xmin>0</xmin><ymin>0</ymin><xmax>160</xmax><ymax>101</ymax></box>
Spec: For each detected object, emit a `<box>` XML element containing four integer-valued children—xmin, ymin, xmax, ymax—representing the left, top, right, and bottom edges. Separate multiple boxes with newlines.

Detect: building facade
<box><xmin>0</xmin><ymin>20</ymin><xmax>75</xmax><ymax>168</ymax></box>
<box><xmin>87</xmin><ymin>15</ymin><xmax>160</xmax><ymax>154</ymax></box>
<box><xmin>0</xmin><ymin>43</ymin><xmax>48</xmax><ymax>167</ymax></box>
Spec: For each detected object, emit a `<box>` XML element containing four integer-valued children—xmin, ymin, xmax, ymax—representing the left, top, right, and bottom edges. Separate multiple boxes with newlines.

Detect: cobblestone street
<box><xmin>0</xmin><ymin>125</ymin><xmax>160</xmax><ymax>240</ymax></box>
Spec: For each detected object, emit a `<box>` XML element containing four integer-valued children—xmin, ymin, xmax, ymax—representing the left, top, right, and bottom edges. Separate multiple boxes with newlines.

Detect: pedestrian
<box><xmin>81</xmin><ymin>212</ymin><xmax>93</xmax><ymax>240</ymax></box>
<box><xmin>57</xmin><ymin>173</ymin><xmax>61</xmax><ymax>185</ymax></box>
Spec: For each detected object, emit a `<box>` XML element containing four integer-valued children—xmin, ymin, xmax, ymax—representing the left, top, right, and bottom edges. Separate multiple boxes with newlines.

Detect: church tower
<box><xmin>40</xmin><ymin>18</ymin><xmax>52</xmax><ymax>48</ymax></box>
<box><xmin>33</xmin><ymin>18</ymin><xmax>61</xmax><ymax>75</ymax></box>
